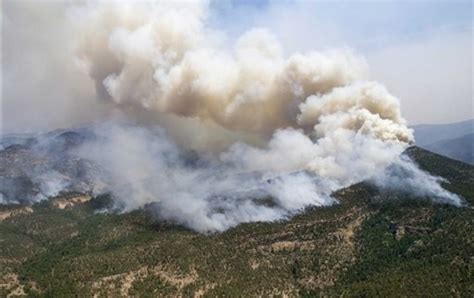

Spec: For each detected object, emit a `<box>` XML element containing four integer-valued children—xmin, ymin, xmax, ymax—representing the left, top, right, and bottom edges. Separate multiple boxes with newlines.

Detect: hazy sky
<box><xmin>210</xmin><ymin>0</ymin><xmax>473</xmax><ymax>125</ymax></box>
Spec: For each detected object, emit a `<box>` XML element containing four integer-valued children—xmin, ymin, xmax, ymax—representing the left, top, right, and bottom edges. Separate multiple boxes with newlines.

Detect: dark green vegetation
<box><xmin>0</xmin><ymin>147</ymin><xmax>473</xmax><ymax>296</ymax></box>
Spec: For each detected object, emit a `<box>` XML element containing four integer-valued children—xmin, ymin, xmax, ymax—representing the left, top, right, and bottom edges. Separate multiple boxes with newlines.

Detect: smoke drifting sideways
<box><xmin>0</xmin><ymin>1</ymin><xmax>464</xmax><ymax>232</ymax></box>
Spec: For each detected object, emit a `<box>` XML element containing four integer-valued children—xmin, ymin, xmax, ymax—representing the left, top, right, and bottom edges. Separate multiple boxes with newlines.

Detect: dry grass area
<box><xmin>0</xmin><ymin>207</ymin><xmax>33</xmax><ymax>222</ymax></box>
<box><xmin>0</xmin><ymin>273</ymin><xmax>25</xmax><ymax>297</ymax></box>
<box><xmin>52</xmin><ymin>195</ymin><xmax>92</xmax><ymax>209</ymax></box>
<box><xmin>92</xmin><ymin>265</ymin><xmax>198</xmax><ymax>297</ymax></box>
<box><xmin>0</xmin><ymin>273</ymin><xmax>39</xmax><ymax>297</ymax></box>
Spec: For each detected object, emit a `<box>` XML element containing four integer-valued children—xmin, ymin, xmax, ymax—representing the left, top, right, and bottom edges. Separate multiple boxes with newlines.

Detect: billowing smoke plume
<box><xmin>74</xmin><ymin>123</ymin><xmax>338</xmax><ymax>232</ymax></box>
<box><xmin>0</xmin><ymin>0</ymin><xmax>463</xmax><ymax>232</ymax></box>
<box><xmin>73</xmin><ymin>1</ymin><xmax>412</xmax><ymax>143</ymax></box>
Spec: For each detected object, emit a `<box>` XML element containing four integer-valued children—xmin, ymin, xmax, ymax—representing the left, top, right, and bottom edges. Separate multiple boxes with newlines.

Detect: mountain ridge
<box><xmin>411</xmin><ymin>119</ymin><xmax>473</xmax><ymax>164</ymax></box>
<box><xmin>411</xmin><ymin>119</ymin><xmax>473</xmax><ymax>146</ymax></box>
<box><xmin>423</xmin><ymin>133</ymin><xmax>473</xmax><ymax>165</ymax></box>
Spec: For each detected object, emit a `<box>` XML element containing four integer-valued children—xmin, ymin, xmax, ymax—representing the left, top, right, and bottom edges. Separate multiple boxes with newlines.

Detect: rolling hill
<box><xmin>424</xmin><ymin>133</ymin><xmax>473</xmax><ymax>165</ymax></box>
<box><xmin>0</xmin><ymin>146</ymin><xmax>472</xmax><ymax>296</ymax></box>
<box><xmin>411</xmin><ymin>119</ymin><xmax>473</xmax><ymax>147</ymax></box>
<box><xmin>412</xmin><ymin>119</ymin><xmax>473</xmax><ymax>164</ymax></box>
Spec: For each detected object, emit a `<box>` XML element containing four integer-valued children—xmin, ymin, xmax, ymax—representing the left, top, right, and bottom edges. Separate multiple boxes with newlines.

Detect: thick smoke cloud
<box><xmin>72</xmin><ymin>122</ymin><xmax>460</xmax><ymax>232</ymax></box>
<box><xmin>0</xmin><ymin>0</ymin><xmax>464</xmax><ymax>232</ymax></box>
<box><xmin>73</xmin><ymin>1</ymin><xmax>405</xmax><ymax>140</ymax></box>
<box><xmin>75</xmin><ymin>123</ymin><xmax>337</xmax><ymax>232</ymax></box>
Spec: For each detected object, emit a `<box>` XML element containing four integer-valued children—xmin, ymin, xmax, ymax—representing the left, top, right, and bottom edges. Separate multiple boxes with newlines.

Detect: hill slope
<box><xmin>423</xmin><ymin>133</ymin><xmax>474</xmax><ymax>165</ymax></box>
<box><xmin>411</xmin><ymin>119</ymin><xmax>473</xmax><ymax>147</ymax></box>
<box><xmin>0</xmin><ymin>147</ymin><xmax>473</xmax><ymax>296</ymax></box>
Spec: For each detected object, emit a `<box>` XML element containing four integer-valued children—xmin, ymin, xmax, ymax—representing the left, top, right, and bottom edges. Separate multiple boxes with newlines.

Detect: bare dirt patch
<box><xmin>0</xmin><ymin>207</ymin><xmax>33</xmax><ymax>222</ymax></box>
<box><xmin>92</xmin><ymin>265</ymin><xmax>198</xmax><ymax>297</ymax></box>
<box><xmin>52</xmin><ymin>195</ymin><xmax>91</xmax><ymax>209</ymax></box>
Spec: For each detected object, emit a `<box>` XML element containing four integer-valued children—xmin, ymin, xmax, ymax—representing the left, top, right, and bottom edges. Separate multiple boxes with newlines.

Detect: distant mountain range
<box><xmin>411</xmin><ymin>119</ymin><xmax>473</xmax><ymax>165</ymax></box>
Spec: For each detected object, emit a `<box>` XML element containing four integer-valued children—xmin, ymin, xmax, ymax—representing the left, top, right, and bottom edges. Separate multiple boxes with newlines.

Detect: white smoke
<box><xmin>71</xmin><ymin>120</ymin><xmax>462</xmax><ymax>233</ymax></box>
<box><xmin>1</xmin><ymin>0</ymin><xmax>464</xmax><ymax>232</ymax></box>
<box><xmin>75</xmin><ymin>123</ymin><xmax>337</xmax><ymax>232</ymax></box>
<box><xmin>371</xmin><ymin>155</ymin><xmax>463</xmax><ymax>206</ymax></box>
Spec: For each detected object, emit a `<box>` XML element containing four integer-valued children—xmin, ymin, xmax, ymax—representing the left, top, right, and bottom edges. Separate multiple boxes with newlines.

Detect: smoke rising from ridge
<box><xmin>0</xmin><ymin>0</ymin><xmax>464</xmax><ymax>232</ymax></box>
